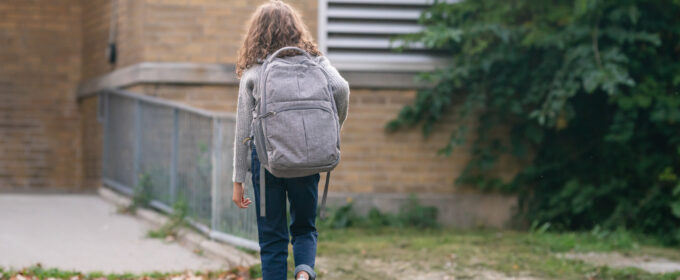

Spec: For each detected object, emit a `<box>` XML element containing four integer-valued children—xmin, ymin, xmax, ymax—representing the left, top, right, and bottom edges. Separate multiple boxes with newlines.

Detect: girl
<box><xmin>231</xmin><ymin>1</ymin><xmax>350</xmax><ymax>279</ymax></box>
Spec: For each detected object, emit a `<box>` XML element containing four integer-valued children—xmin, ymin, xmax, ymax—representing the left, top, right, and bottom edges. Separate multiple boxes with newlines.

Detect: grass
<box><xmin>314</xmin><ymin>227</ymin><xmax>680</xmax><ymax>280</ymax></box>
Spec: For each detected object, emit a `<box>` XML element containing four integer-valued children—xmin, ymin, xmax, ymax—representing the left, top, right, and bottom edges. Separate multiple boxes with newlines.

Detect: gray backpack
<box><xmin>251</xmin><ymin>46</ymin><xmax>341</xmax><ymax>218</ymax></box>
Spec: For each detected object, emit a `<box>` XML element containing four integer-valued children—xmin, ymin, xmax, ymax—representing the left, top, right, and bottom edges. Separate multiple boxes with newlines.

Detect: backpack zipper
<box><xmin>259</xmin><ymin>105</ymin><xmax>332</xmax><ymax>119</ymax></box>
<box><xmin>256</xmin><ymin>111</ymin><xmax>276</xmax><ymax>119</ymax></box>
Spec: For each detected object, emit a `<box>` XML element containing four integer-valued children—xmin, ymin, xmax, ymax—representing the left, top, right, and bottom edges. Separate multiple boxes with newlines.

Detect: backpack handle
<box><xmin>266</xmin><ymin>46</ymin><xmax>313</xmax><ymax>63</ymax></box>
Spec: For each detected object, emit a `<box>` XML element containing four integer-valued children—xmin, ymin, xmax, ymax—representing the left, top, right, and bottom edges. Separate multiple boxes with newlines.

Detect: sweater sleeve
<box><xmin>232</xmin><ymin>69</ymin><xmax>256</xmax><ymax>183</ymax></box>
<box><xmin>318</xmin><ymin>56</ymin><xmax>350</xmax><ymax>129</ymax></box>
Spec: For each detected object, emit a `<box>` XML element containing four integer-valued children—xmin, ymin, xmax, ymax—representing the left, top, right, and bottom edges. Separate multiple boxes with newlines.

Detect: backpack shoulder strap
<box><xmin>260</xmin><ymin>162</ymin><xmax>266</xmax><ymax>217</ymax></box>
<box><xmin>319</xmin><ymin>171</ymin><xmax>331</xmax><ymax>220</ymax></box>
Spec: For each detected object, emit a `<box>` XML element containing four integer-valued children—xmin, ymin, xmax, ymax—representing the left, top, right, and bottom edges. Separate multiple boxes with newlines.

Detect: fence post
<box><xmin>133</xmin><ymin>99</ymin><xmax>142</xmax><ymax>189</ymax></box>
<box><xmin>170</xmin><ymin>108</ymin><xmax>178</xmax><ymax>203</ymax></box>
<box><xmin>211</xmin><ymin>118</ymin><xmax>222</xmax><ymax>233</ymax></box>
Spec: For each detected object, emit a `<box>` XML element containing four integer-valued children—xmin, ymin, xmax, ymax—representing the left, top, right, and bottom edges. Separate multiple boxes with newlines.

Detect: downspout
<box><xmin>106</xmin><ymin>0</ymin><xmax>118</xmax><ymax>65</ymax></box>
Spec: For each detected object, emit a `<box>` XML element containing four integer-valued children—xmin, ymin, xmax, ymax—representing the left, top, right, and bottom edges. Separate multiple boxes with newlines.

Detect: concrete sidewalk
<box><xmin>0</xmin><ymin>192</ymin><xmax>239</xmax><ymax>274</ymax></box>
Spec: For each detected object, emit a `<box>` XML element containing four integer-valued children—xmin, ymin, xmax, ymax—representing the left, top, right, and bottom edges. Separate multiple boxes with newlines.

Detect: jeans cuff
<box><xmin>294</xmin><ymin>264</ymin><xmax>316</xmax><ymax>280</ymax></box>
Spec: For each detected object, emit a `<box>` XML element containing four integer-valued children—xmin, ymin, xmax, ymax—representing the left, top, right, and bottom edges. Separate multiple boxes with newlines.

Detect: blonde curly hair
<box><xmin>236</xmin><ymin>0</ymin><xmax>322</xmax><ymax>78</ymax></box>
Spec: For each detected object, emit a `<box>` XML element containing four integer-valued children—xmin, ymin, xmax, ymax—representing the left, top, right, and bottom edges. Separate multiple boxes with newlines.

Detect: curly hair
<box><xmin>236</xmin><ymin>0</ymin><xmax>322</xmax><ymax>78</ymax></box>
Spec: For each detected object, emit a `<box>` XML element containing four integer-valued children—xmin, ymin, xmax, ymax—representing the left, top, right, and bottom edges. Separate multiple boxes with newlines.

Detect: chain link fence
<box><xmin>98</xmin><ymin>89</ymin><xmax>259</xmax><ymax>250</ymax></box>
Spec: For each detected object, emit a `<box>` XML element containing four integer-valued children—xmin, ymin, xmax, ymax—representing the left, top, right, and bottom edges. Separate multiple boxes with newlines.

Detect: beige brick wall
<box><xmin>81</xmin><ymin>0</ymin><xmax>146</xmax><ymax>80</ymax></box>
<box><xmin>333</xmin><ymin>88</ymin><xmax>469</xmax><ymax>194</ymax></box>
<box><xmin>81</xmin><ymin>0</ymin><xmax>112</xmax><ymax>80</ymax></box>
<box><xmin>81</xmin><ymin>0</ymin><xmax>318</xmax><ymax>78</ymax></box>
<box><xmin>79</xmin><ymin>0</ymin><xmax>107</xmax><ymax>189</ymax></box>
<box><xmin>116</xmin><ymin>0</ymin><xmax>146</xmax><ymax>68</ymax></box>
<box><xmin>79</xmin><ymin>97</ymin><xmax>103</xmax><ymax>188</ymax></box>
<box><xmin>0</xmin><ymin>0</ymin><xmax>83</xmax><ymax>190</ymax></box>
<box><xmin>142</xmin><ymin>0</ymin><xmax>317</xmax><ymax>64</ymax></box>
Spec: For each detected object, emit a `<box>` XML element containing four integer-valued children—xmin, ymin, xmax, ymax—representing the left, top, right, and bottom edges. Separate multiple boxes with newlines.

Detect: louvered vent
<box><xmin>318</xmin><ymin>0</ymin><xmax>451</xmax><ymax>72</ymax></box>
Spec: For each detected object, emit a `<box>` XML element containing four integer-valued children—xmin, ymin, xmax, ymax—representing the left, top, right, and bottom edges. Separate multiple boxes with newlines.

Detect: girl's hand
<box><xmin>232</xmin><ymin>182</ymin><xmax>252</xmax><ymax>208</ymax></box>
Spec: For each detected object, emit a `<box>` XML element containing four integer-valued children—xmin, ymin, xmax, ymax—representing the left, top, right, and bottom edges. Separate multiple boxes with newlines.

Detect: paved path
<box><xmin>0</xmin><ymin>193</ymin><xmax>230</xmax><ymax>274</ymax></box>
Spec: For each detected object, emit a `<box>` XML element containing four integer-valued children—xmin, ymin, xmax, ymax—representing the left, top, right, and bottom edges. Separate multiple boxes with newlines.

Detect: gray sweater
<box><xmin>232</xmin><ymin>55</ymin><xmax>350</xmax><ymax>183</ymax></box>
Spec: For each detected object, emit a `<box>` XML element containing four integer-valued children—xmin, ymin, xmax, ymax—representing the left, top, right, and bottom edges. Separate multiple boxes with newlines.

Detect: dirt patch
<box><xmin>317</xmin><ymin>256</ymin><xmax>539</xmax><ymax>280</ymax></box>
<box><xmin>559</xmin><ymin>252</ymin><xmax>680</xmax><ymax>273</ymax></box>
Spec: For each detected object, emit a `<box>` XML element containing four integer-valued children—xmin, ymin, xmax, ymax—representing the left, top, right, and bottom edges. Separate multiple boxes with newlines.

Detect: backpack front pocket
<box><xmin>263</xmin><ymin>103</ymin><xmax>339</xmax><ymax>169</ymax></box>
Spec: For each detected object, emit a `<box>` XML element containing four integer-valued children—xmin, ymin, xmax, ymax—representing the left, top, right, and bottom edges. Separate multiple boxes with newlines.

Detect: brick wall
<box><xmin>0</xmin><ymin>0</ymin><xmax>83</xmax><ymax>190</ymax></box>
<box><xmin>81</xmin><ymin>0</ymin><xmax>146</xmax><ymax>80</ymax></box>
<box><xmin>333</xmin><ymin>88</ymin><xmax>468</xmax><ymax>194</ymax></box>
<box><xmin>81</xmin><ymin>0</ymin><xmax>111</xmax><ymax>80</ymax></box>
<box><xmin>82</xmin><ymin>0</ymin><xmax>318</xmax><ymax>79</ymax></box>
<box><xmin>142</xmin><ymin>0</ymin><xmax>317</xmax><ymax>63</ymax></box>
<box><xmin>115</xmin><ymin>0</ymin><xmax>146</xmax><ymax>68</ymax></box>
<box><xmin>79</xmin><ymin>97</ymin><xmax>103</xmax><ymax>189</ymax></box>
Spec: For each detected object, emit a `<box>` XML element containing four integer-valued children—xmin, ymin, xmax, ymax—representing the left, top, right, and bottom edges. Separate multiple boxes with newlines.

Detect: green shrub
<box><xmin>147</xmin><ymin>195</ymin><xmax>189</xmax><ymax>239</ymax></box>
<box><xmin>120</xmin><ymin>172</ymin><xmax>153</xmax><ymax>214</ymax></box>
<box><xmin>399</xmin><ymin>194</ymin><xmax>440</xmax><ymax>228</ymax></box>
<box><xmin>388</xmin><ymin>0</ymin><xmax>680</xmax><ymax>245</ymax></box>
<box><xmin>318</xmin><ymin>194</ymin><xmax>439</xmax><ymax>229</ymax></box>
<box><xmin>318</xmin><ymin>202</ymin><xmax>364</xmax><ymax>229</ymax></box>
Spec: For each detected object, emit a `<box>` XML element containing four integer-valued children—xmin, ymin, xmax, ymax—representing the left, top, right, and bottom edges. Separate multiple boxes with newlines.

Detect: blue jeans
<box><xmin>251</xmin><ymin>144</ymin><xmax>320</xmax><ymax>280</ymax></box>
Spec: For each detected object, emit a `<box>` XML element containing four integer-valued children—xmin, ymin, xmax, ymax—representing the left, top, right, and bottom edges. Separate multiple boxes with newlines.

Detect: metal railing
<box><xmin>98</xmin><ymin>88</ymin><xmax>259</xmax><ymax>250</ymax></box>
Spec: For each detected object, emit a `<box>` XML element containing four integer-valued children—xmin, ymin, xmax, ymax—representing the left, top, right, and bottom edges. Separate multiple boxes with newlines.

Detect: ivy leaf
<box><xmin>659</xmin><ymin>167</ymin><xmax>678</xmax><ymax>182</ymax></box>
<box><xmin>671</xmin><ymin>202</ymin><xmax>680</xmax><ymax>218</ymax></box>
<box><xmin>634</xmin><ymin>94</ymin><xmax>652</xmax><ymax>108</ymax></box>
<box><xmin>525</xmin><ymin>124</ymin><xmax>545</xmax><ymax>144</ymax></box>
<box><xmin>628</xmin><ymin>5</ymin><xmax>641</xmax><ymax>24</ymax></box>
<box><xmin>583</xmin><ymin>71</ymin><xmax>604</xmax><ymax>93</ymax></box>
<box><xmin>615</xmin><ymin>96</ymin><xmax>635</xmax><ymax>110</ymax></box>
<box><xmin>673</xmin><ymin>183</ymin><xmax>680</xmax><ymax>196</ymax></box>
<box><xmin>672</xmin><ymin>73</ymin><xmax>680</xmax><ymax>87</ymax></box>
